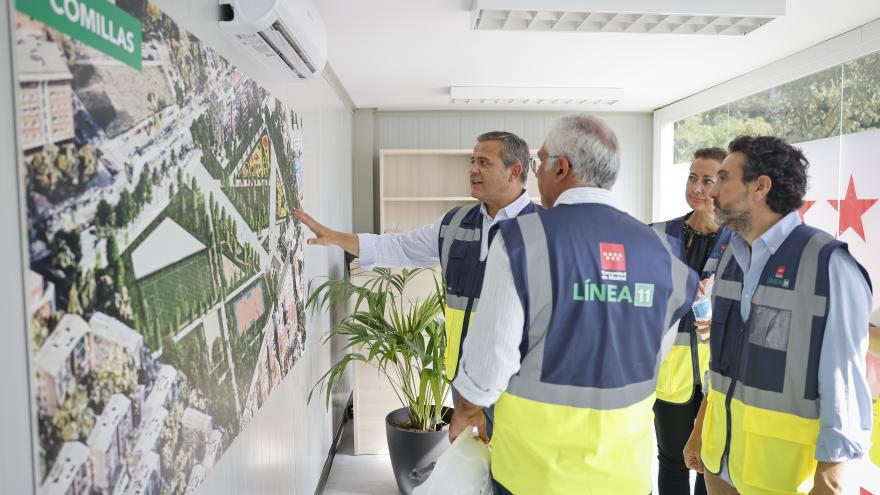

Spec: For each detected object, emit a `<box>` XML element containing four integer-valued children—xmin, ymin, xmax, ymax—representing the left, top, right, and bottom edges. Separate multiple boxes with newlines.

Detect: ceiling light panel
<box><xmin>472</xmin><ymin>0</ymin><xmax>785</xmax><ymax>35</ymax></box>
<box><xmin>450</xmin><ymin>86</ymin><xmax>624</xmax><ymax>105</ymax></box>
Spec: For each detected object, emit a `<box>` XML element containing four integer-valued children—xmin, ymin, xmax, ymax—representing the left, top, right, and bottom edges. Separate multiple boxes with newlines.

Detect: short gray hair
<box><xmin>543</xmin><ymin>114</ymin><xmax>620</xmax><ymax>189</ymax></box>
<box><xmin>477</xmin><ymin>131</ymin><xmax>530</xmax><ymax>184</ymax></box>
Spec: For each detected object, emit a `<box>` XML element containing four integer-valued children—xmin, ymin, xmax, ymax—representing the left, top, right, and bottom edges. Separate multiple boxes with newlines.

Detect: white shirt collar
<box><xmin>480</xmin><ymin>189</ymin><xmax>533</xmax><ymax>221</ymax></box>
<box><xmin>553</xmin><ymin>186</ymin><xmax>617</xmax><ymax>209</ymax></box>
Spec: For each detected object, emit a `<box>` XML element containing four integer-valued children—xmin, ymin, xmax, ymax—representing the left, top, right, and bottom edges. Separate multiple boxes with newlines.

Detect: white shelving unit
<box><xmin>379</xmin><ymin>148</ymin><xmax>540</xmax><ymax>233</ymax></box>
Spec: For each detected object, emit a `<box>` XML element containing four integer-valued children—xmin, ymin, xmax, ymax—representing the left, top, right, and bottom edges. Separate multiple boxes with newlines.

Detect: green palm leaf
<box><xmin>308</xmin><ymin>267</ymin><xmax>450</xmax><ymax>431</ymax></box>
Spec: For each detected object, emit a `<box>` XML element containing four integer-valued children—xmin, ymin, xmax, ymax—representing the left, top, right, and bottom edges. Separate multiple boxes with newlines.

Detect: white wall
<box><xmin>352</xmin><ymin>109</ymin><xmax>376</xmax><ymax>239</ymax></box>
<box><xmin>0</xmin><ymin>0</ymin><xmax>38</xmax><ymax>493</ymax></box>
<box><xmin>0</xmin><ymin>0</ymin><xmax>354</xmax><ymax>493</ymax></box>
<box><xmin>353</xmin><ymin>110</ymin><xmax>654</xmax><ymax>232</ymax></box>
<box><xmin>652</xmin><ymin>17</ymin><xmax>880</xmax><ymax>222</ymax></box>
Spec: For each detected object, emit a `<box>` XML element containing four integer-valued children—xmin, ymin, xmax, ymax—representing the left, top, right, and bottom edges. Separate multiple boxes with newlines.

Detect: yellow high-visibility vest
<box><xmin>871</xmin><ymin>398</ymin><xmax>880</xmax><ymax>467</ymax></box>
<box><xmin>439</xmin><ymin>201</ymin><xmax>539</xmax><ymax>380</ymax></box>
<box><xmin>439</xmin><ymin>204</ymin><xmax>484</xmax><ymax>380</ymax></box>
<box><xmin>651</xmin><ymin>217</ymin><xmax>732</xmax><ymax>404</ymax></box>
<box><xmin>492</xmin><ymin>205</ymin><xmax>696</xmax><ymax>494</ymax></box>
<box><xmin>655</xmin><ymin>336</ymin><xmax>709</xmax><ymax>403</ymax></box>
<box><xmin>701</xmin><ymin>226</ymin><xmax>869</xmax><ymax>494</ymax></box>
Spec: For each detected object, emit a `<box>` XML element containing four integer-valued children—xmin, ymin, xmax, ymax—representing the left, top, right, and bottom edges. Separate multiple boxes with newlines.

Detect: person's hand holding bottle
<box><xmin>693</xmin><ymin>275</ymin><xmax>714</xmax><ymax>342</ymax></box>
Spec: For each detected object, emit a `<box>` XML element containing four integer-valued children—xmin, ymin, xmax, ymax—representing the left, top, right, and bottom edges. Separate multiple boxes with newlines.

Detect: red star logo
<box><xmin>798</xmin><ymin>200</ymin><xmax>815</xmax><ymax>222</ymax></box>
<box><xmin>827</xmin><ymin>175</ymin><xmax>877</xmax><ymax>241</ymax></box>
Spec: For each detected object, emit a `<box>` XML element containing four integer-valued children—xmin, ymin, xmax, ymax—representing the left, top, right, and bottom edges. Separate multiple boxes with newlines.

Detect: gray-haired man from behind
<box><xmin>449</xmin><ymin>114</ymin><xmax>697</xmax><ymax>494</ymax></box>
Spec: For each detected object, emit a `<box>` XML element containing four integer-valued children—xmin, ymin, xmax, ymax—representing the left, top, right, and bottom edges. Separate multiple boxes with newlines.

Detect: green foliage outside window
<box><xmin>843</xmin><ymin>52</ymin><xmax>880</xmax><ymax>135</ymax></box>
<box><xmin>674</xmin><ymin>51</ymin><xmax>880</xmax><ymax>163</ymax></box>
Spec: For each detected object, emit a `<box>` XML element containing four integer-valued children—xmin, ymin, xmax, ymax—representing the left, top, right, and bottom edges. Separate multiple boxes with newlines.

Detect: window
<box><xmin>672</xmin><ymin>51</ymin><xmax>880</xmax><ymax>162</ymax></box>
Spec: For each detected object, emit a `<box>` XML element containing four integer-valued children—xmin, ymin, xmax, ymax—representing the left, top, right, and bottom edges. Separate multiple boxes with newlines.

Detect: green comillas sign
<box><xmin>17</xmin><ymin>0</ymin><xmax>142</xmax><ymax>71</ymax></box>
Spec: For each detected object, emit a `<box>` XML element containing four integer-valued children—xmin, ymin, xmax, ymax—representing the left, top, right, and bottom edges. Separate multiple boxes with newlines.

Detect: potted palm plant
<box><xmin>307</xmin><ymin>267</ymin><xmax>451</xmax><ymax>495</ymax></box>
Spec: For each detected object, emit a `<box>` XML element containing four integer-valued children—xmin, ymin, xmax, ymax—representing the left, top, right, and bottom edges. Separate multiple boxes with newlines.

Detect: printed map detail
<box><xmin>16</xmin><ymin>1</ymin><xmax>307</xmax><ymax>493</ymax></box>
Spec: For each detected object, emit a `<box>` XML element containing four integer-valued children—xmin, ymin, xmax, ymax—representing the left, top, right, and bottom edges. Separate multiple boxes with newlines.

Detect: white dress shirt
<box><xmin>453</xmin><ymin>187</ymin><xmax>680</xmax><ymax>407</ymax></box>
<box><xmin>357</xmin><ymin>190</ymin><xmax>533</xmax><ymax>269</ymax></box>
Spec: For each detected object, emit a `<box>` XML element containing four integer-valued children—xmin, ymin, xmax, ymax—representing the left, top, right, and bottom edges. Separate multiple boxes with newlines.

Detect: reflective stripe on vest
<box><xmin>438</xmin><ymin>202</ymin><xmax>540</xmax><ymax>380</ymax></box>
<box><xmin>700</xmin><ymin>226</ymin><xmax>869</xmax><ymax>494</ymax></box>
<box><xmin>651</xmin><ymin>217</ymin><xmax>733</xmax><ymax>404</ymax></box>
<box><xmin>439</xmin><ymin>205</ymin><xmax>482</xmax><ymax>380</ymax></box>
<box><xmin>491</xmin><ymin>204</ymin><xmax>696</xmax><ymax>494</ymax></box>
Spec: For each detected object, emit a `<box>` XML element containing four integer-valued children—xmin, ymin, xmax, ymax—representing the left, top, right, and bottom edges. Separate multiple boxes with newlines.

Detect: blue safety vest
<box><xmin>702</xmin><ymin>224</ymin><xmax>871</xmax><ymax>494</ymax></box>
<box><xmin>491</xmin><ymin>202</ymin><xmax>698</xmax><ymax>494</ymax></box>
<box><xmin>438</xmin><ymin>201</ymin><xmax>541</xmax><ymax>379</ymax></box>
<box><xmin>651</xmin><ymin>214</ymin><xmax>733</xmax><ymax>403</ymax></box>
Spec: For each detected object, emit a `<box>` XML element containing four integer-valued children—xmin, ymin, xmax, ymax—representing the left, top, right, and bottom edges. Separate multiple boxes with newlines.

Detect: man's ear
<box><xmin>508</xmin><ymin>162</ymin><xmax>523</xmax><ymax>182</ymax></box>
<box><xmin>556</xmin><ymin>155</ymin><xmax>572</xmax><ymax>181</ymax></box>
<box><xmin>752</xmin><ymin>175</ymin><xmax>772</xmax><ymax>202</ymax></box>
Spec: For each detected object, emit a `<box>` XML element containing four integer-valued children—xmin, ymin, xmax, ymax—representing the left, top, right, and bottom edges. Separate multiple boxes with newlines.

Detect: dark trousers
<box><xmin>654</xmin><ymin>386</ymin><xmax>707</xmax><ymax>495</ymax></box>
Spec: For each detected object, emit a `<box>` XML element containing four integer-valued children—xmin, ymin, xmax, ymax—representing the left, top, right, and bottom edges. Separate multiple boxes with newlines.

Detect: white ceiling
<box><xmin>316</xmin><ymin>0</ymin><xmax>880</xmax><ymax>112</ymax></box>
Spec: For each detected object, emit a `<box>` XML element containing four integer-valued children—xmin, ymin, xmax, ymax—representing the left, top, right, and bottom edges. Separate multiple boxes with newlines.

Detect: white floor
<box><xmin>322</xmin><ymin>418</ymin><xmax>698</xmax><ymax>495</ymax></box>
<box><xmin>323</xmin><ymin>420</ymin><xmax>399</xmax><ymax>495</ymax></box>
<box><xmin>322</xmin><ymin>417</ymin><xmax>880</xmax><ymax>495</ymax></box>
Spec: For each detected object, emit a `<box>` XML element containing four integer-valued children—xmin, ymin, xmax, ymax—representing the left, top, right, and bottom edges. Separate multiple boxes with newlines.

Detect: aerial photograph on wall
<box><xmin>15</xmin><ymin>0</ymin><xmax>307</xmax><ymax>493</ymax></box>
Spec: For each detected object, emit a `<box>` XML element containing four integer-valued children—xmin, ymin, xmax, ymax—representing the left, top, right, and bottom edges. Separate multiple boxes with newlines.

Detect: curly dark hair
<box><xmin>693</xmin><ymin>147</ymin><xmax>727</xmax><ymax>163</ymax></box>
<box><xmin>728</xmin><ymin>135</ymin><xmax>808</xmax><ymax>214</ymax></box>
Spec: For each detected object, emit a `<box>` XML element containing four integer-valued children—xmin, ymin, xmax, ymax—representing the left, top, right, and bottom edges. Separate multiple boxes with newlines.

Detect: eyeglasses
<box><xmin>529</xmin><ymin>155</ymin><xmax>559</xmax><ymax>177</ymax></box>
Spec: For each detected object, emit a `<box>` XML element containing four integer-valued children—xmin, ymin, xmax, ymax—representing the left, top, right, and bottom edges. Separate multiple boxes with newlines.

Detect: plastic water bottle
<box><xmin>692</xmin><ymin>296</ymin><xmax>712</xmax><ymax>320</ymax></box>
<box><xmin>692</xmin><ymin>275</ymin><xmax>714</xmax><ymax>342</ymax></box>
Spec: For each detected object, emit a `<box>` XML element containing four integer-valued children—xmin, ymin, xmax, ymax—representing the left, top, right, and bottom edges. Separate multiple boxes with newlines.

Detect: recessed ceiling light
<box><xmin>471</xmin><ymin>0</ymin><xmax>784</xmax><ymax>35</ymax></box>
<box><xmin>450</xmin><ymin>86</ymin><xmax>624</xmax><ymax>105</ymax></box>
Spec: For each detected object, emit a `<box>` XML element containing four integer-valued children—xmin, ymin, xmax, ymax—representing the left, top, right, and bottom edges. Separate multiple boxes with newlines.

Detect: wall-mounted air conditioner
<box><xmin>219</xmin><ymin>0</ymin><xmax>328</xmax><ymax>80</ymax></box>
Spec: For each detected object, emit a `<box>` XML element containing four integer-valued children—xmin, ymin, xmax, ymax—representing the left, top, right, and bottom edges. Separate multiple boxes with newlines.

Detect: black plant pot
<box><xmin>385</xmin><ymin>406</ymin><xmax>453</xmax><ymax>495</ymax></box>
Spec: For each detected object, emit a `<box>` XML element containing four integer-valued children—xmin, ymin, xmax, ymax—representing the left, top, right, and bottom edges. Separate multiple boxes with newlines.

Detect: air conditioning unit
<box><xmin>219</xmin><ymin>0</ymin><xmax>328</xmax><ymax>79</ymax></box>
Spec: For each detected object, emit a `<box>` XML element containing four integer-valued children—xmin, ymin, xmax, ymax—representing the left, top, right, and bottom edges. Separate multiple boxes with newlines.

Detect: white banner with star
<box><xmin>797</xmin><ymin>129</ymin><xmax>880</xmax><ymax>492</ymax></box>
<box><xmin>797</xmin><ymin>128</ymin><xmax>880</xmax><ymax>309</ymax></box>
